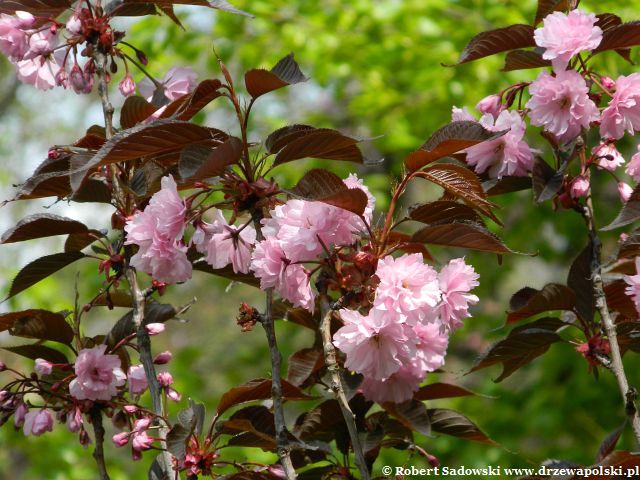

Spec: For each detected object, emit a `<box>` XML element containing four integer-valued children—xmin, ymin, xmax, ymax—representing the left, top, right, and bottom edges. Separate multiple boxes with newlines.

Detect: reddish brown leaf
<box><xmin>595</xmin><ymin>21</ymin><xmax>640</xmax><ymax>54</ymax></box>
<box><xmin>507</xmin><ymin>283</ymin><xmax>576</xmax><ymax>323</ymax></box>
<box><xmin>427</xmin><ymin>409</ymin><xmax>495</xmax><ymax>445</ymax></box>
<box><xmin>4</xmin><ymin>252</ymin><xmax>87</xmax><ymax>301</ymax></box>
<box><xmin>291</xmin><ymin>168</ymin><xmax>368</xmax><ymax>215</ymax></box>
<box><xmin>567</xmin><ymin>243</ymin><xmax>595</xmax><ymax>323</ymax></box>
<box><xmin>179</xmin><ymin>137</ymin><xmax>242</xmax><ymax>182</ymax></box>
<box><xmin>605</xmin><ymin>281</ymin><xmax>638</xmax><ymax>319</ymax></box>
<box><xmin>534</xmin><ymin>0</ymin><xmax>570</xmax><ymax>26</ymax></box>
<box><xmin>617</xmin><ymin>321</ymin><xmax>640</xmax><ymax>355</ymax></box>
<box><xmin>159</xmin><ymin>79</ymin><xmax>223</xmax><ymax>121</ymax></box>
<box><xmin>447</xmin><ymin>24</ymin><xmax>536</xmax><ymax>65</ymax></box>
<box><xmin>383</xmin><ymin>400</ymin><xmax>431</xmax><ymax>435</ymax></box>
<box><xmin>532</xmin><ymin>156</ymin><xmax>565</xmax><ymax>203</ymax></box>
<box><xmin>406</xmin><ymin>121</ymin><xmax>505</xmax><ymax>171</ymax></box>
<box><xmin>64</xmin><ymin>231</ymin><xmax>101</xmax><ymax>252</ymax></box>
<box><xmin>120</xmin><ymin>96</ymin><xmax>158</xmax><ymax>129</ymax></box>
<box><xmin>287</xmin><ymin>348</ymin><xmax>324</xmax><ymax>387</ymax></box>
<box><xmin>1</xmin><ymin>214</ymin><xmax>88</xmax><ymax>244</ymax></box>
<box><xmin>414</xmin><ymin>383</ymin><xmax>477</xmax><ymax>401</ymax></box>
<box><xmin>597</xmin><ymin>451</ymin><xmax>640</xmax><ymax>471</ymax></box>
<box><xmin>110</xmin><ymin>0</ymin><xmax>251</xmax><ymax>17</ymax></box>
<box><xmin>8</xmin><ymin>309</ymin><xmax>73</xmax><ymax>345</ymax></box>
<box><xmin>501</xmin><ymin>50</ymin><xmax>550</xmax><ymax>72</ymax></box>
<box><xmin>483</xmin><ymin>175</ymin><xmax>532</xmax><ymax>196</ymax></box>
<box><xmin>409</xmin><ymin>201</ymin><xmax>483</xmax><ymax>225</ymax></box>
<box><xmin>0</xmin><ymin>0</ymin><xmax>70</xmax><ymax>16</ymax></box>
<box><xmin>245</xmin><ymin>53</ymin><xmax>308</xmax><ymax>98</ymax></box>
<box><xmin>3</xmin><ymin>344</ymin><xmax>68</xmax><ymax>364</ymax></box>
<box><xmin>216</xmin><ymin>378</ymin><xmax>312</xmax><ymax>416</ymax></box>
<box><xmin>618</xmin><ymin>231</ymin><xmax>640</xmax><ymax>259</ymax></box>
<box><xmin>412</xmin><ymin>221</ymin><xmax>513</xmax><ymax>254</ymax></box>
<box><xmin>597</xmin><ymin>424</ymin><xmax>625</xmax><ymax>462</ymax></box>
<box><xmin>602</xmin><ymin>184</ymin><xmax>640</xmax><ymax>230</ymax></box>
<box><xmin>272</xmin><ymin>128</ymin><xmax>364</xmax><ymax>166</ymax></box>
<box><xmin>469</xmin><ymin>323</ymin><xmax>564</xmax><ymax>381</ymax></box>
<box><xmin>265</xmin><ymin>124</ymin><xmax>316</xmax><ymax>154</ymax></box>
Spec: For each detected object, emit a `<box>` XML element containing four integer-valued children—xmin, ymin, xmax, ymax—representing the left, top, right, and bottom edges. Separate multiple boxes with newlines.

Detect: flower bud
<box><xmin>112</xmin><ymin>431</ymin><xmax>130</xmax><ymax>447</ymax></box>
<box><xmin>79</xmin><ymin>428</ymin><xmax>91</xmax><ymax>447</ymax></box>
<box><xmin>0</xmin><ymin>361</ymin><xmax>6</xmax><ymax>372</ymax></box>
<box><xmin>144</xmin><ymin>323</ymin><xmax>165</xmax><ymax>335</ymax></box>
<box><xmin>156</xmin><ymin>371</ymin><xmax>173</xmax><ymax>387</ymax></box>
<box><xmin>601</xmin><ymin>76</ymin><xmax>616</xmax><ymax>91</ymax></box>
<box><xmin>119</xmin><ymin>74</ymin><xmax>135</xmax><ymax>97</ymax></box>
<box><xmin>24</xmin><ymin>409</ymin><xmax>54</xmax><ymax>436</ymax></box>
<box><xmin>166</xmin><ymin>387</ymin><xmax>182</xmax><ymax>402</ymax></box>
<box><xmin>476</xmin><ymin>94</ymin><xmax>502</xmax><ymax>117</ymax></box>
<box><xmin>66</xmin><ymin>14</ymin><xmax>82</xmax><ymax>35</ymax></box>
<box><xmin>569</xmin><ymin>175</ymin><xmax>589</xmax><ymax>199</ymax></box>
<box><xmin>153</xmin><ymin>351</ymin><xmax>172</xmax><ymax>365</ymax></box>
<box><xmin>123</xmin><ymin>405</ymin><xmax>137</xmax><ymax>414</ymax></box>
<box><xmin>66</xmin><ymin>407</ymin><xmax>83</xmax><ymax>433</ymax></box>
<box><xmin>14</xmin><ymin>402</ymin><xmax>27</xmax><ymax>428</ymax></box>
<box><xmin>111</xmin><ymin>410</ymin><xmax>128</xmax><ymax>430</ymax></box>
<box><xmin>618</xmin><ymin>182</ymin><xmax>633</xmax><ymax>203</ymax></box>
<box><xmin>34</xmin><ymin>358</ymin><xmax>53</xmax><ymax>376</ymax></box>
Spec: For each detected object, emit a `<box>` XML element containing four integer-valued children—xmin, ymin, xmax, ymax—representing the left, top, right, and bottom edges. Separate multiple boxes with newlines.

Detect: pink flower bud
<box><xmin>144</xmin><ymin>323</ymin><xmax>165</xmax><ymax>335</ymax></box>
<box><xmin>156</xmin><ymin>371</ymin><xmax>173</xmax><ymax>387</ymax></box>
<box><xmin>620</xmin><ymin>233</ymin><xmax>630</xmax><ymax>242</ymax></box>
<box><xmin>166</xmin><ymin>387</ymin><xmax>182</xmax><ymax>402</ymax></box>
<box><xmin>23</xmin><ymin>409</ymin><xmax>54</xmax><ymax>436</ymax></box>
<box><xmin>601</xmin><ymin>76</ymin><xmax>616</xmax><ymax>91</ymax></box>
<box><xmin>476</xmin><ymin>94</ymin><xmax>502</xmax><ymax>117</ymax></box>
<box><xmin>123</xmin><ymin>405</ymin><xmax>137</xmax><ymax>414</ymax></box>
<box><xmin>79</xmin><ymin>429</ymin><xmax>91</xmax><ymax>447</ymax></box>
<box><xmin>133</xmin><ymin>417</ymin><xmax>151</xmax><ymax>431</ymax></box>
<box><xmin>618</xmin><ymin>182</ymin><xmax>634</xmax><ymax>203</ymax></box>
<box><xmin>14</xmin><ymin>402</ymin><xmax>27</xmax><ymax>428</ymax></box>
<box><xmin>69</xmin><ymin>64</ymin><xmax>86</xmax><ymax>94</ymax></box>
<box><xmin>0</xmin><ymin>390</ymin><xmax>8</xmax><ymax>401</ymax></box>
<box><xmin>0</xmin><ymin>361</ymin><xmax>6</xmax><ymax>371</ymax></box>
<box><xmin>66</xmin><ymin>14</ymin><xmax>83</xmax><ymax>35</ymax></box>
<box><xmin>66</xmin><ymin>407</ymin><xmax>83</xmax><ymax>433</ymax></box>
<box><xmin>153</xmin><ymin>351</ymin><xmax>172</xmax><ymax>365</ymax></box>
<box><xmin>112</xmin><ymin>431</ymin><xmax>130</xmax><ymax>447</ymax></box>
<box><xmin>119</xmin><ymin>74</ymin><xmax>135</xmax><ymax>97</ymax></box>
<box><xmin>570</xmin><ymin>175</ymin><xmax>589</xmax><ymax>199</ymax></box>
<box><xmin>131</xmin><ymin>431</ymin><xmax>153</xmax><ymax>451</ymax></box>
<box><xmin>34</xmin><ymin>358</ymin><xmax>53</xmax><ymax>376</ymax></box>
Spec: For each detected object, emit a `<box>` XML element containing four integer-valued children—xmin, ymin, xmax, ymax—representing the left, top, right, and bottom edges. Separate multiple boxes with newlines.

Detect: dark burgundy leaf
<box><xmin>109</xmin><ymin>0</ymin><xmax>251</xmax><ymax>17</ymax></box>
<box><xmin>595</xmin><ymin>21</ymin><xmax>640</xmax><ymax>54</ymax></box>
<box><xmin>265</xmin><ymin>124</ymin><xmax>316</xmax><ymax>154</ymax></box>
<box><xmin>272</xmin><ymin>301</ymin><xmax>316</xmax><ymax>330</ymax></box>
<box><xmin>406</xmin><ymin>121</ymin><xmax>505</xmax><ymax>171</ymax></box>
<box><xmin>383</xmin><ymin>400</ymin><xmax>431</xmax><ymax>436</ymax></box>
<box><xmin>597</xmin><ymin>13</ymin><xmax>623</xmax><ymax>32</ymax></box>
<box><xmin>221</xmin><ymin>406</ymin><xmax>277</xmax><ymax>451</ymax></box>
<box><xmin>605</xmin><ymin>281</ymin><xmax>638</xmax><ymax>320</ymax></box>
<box><xmin>287</xmin><ymin>348</ymin><xmax>324</xmax><ymax>387</ymax></box>
<box><xmin>104</xmin><ymin>1</ymin><xmax>157</xmax><ymax>16</ymax></box>
<box><xmin>597</xmin><ymin>451</ymin><xmax>640</xmax><ymax>470</ymax></box>
<box><xmin>483</xmin><ymin>176</ymin><xmax>533</xmax><ymax>196</ymax></box>
<box><xmin>4</xmin><ymin>252</ymin><xmax>86</xmax><ymax>301</ymax></box>
<box><xmin>510</xmin><ymin>316</ymin><xmax>568</xmax><ymax>335</ymax></box>
<box><xmin>291</xmin><ymin>168</ymin><xmax>368</xmax><ymax>215</ymax></box>
<box><xmin>617</xmin><ymin>321</ymin><xmax>640</xmax><ymax>355</ymax></box>
<box><xmin>159</xmin><ymin>4</ymin><xmax>184</xmax><ymax>28</ymax></box>
<box><xmin>177</xmin><ymin>400</ymin><xmax>206</xmax><ymax>436</ymax></box>
<box><xmin>148</xmin><ymin>455</ymin><xmax>170</xmax><ymax>480</ymax></box>
<box><xmin>273</xmin><ymin>128</ymin><xmax>364</xmax><ymax>166</ymax></box>
<box><xmin>567</xmin><ymin>243</ymin><xmax>595</xmax><ymax>322</ymax></box>
<box><xmin>8</xmin><ymin>309</ymin><xmax>73</xmax><ymax>345</ymax></box>
<box><xmin>414</xmin><ymin>383</ymin><xmax>477</xmax><ymax>401</ymax></box>
<box><xmin>0</xmin><ymin>0</ymin><xmax>70</xmax><ymax>16</ymax></box>
<box><xmin>245</xmin><ymin>53</ymin><xmax>308</xmax><ymax>98</ymax></box>
<box><xmin>427</xmin><ymin>409</ymin><xmax>495</xmax><ymax>444</ymax></box>
<box><xmin>120</xmin><ymin>96</ymin><xmax>158</xmax><ymax>129</ymax></box>
<box><xmin>534</xmin><ymin>0</ymin><xmax>570</xmax><ymax>26</ymax></box>
<box><xmin>64</xmin><ymin>230</ymin><xmax>102</xmax><ymax>253</ymax></box>
<box><xmin>507</xmin><ymin>283</ymin><xmax>576</xmax><ymax>323</ymax></box>
<box><xmin>71</xmin><ymin>178</ymin><xmax>113</xmax><ymax>204</ymax></box>
<box><xmin>409</xmin><ymin>201</ymin><xmax>483</xmax><ymax>225</ymax></box>
<box><xmin>602</xmin><ymin>184</ymin><xmax>640</xmax><ymax>230</ymax></box>
<box><xmin>71</xmin><ymin>121</ymin><xmax>228</xmax><ymax>192</ymax></box>
<box><xmin>166</xmin><ymin>424</ymin><xmax>191</xmax><ymax>460</ymax></box>
<box><xmin>159</xmin><ymin>79</ymin><xmax>224</xmax><ymax>121</ymax></box>
<box><xmin>294</xmin><ymin>399</ymin><xmax>344</xmax><ymax>442</ymax></box>
<box><xmin>502</xmin><ymin>50</ymin><xmax>550</xmax><ymax>71</ymax></box>
<box><xmin>447</xmin><ymin>24</ymin><xmax>536</xmax><ymax>66</ymax></box>
<box><xmin>469</xmin><ymin>325</ymin><xmax>563</xmax><ymax>381</ymax></box>
<box><xmin>179</xmin><ymin>137</ymin><xmax>242</xmax><ymax>182</ymax></box>
<box><xmin>1</xmin><ymin>214</ymin><xmax>88</xmax><ymax>244</ymax></box>
<box><xmin>532</xmin><ymin>156</ymin><xmax>564</xmax><ymax>203</ymax></box>
<box><xmin>3</xmin><ymin>344</ymin><xmax>68</xmax><ymax>364</ymax></box>
<box><xmin>217</xmin><ymin>378</ymin><xmax>312</xmax><ymax>416</ymax></box>
<box><xmin>597</xmin><ymin>424</ymin><xmax>625</xmax><ymax>462</ymax></box>
<box><xmin>412</xmin><ymin>221</ymin><xmax>513</xmax><ymax>254</ymax></box>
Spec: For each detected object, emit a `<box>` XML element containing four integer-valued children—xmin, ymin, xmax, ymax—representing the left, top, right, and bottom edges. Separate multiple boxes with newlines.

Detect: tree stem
<box><xmin>582</xmin><ymin>197</ymin><xmax>640</xmax><ymax>445</ymax></box>
<box><xmin>90</xmin><ymin>407</ymin><xmax>111</xmax><ymax>480</ymax></box>
<box><xmin>262</xmin><ymin>288</ymin><xmax>297</xmax><ymax>479</ymax></box>
<box><xmin>319</xmin><ymin>297</ymin><xmax>370</xmax><ymax>480</ymax></box>
<box><xmin>94</xmin><ymin>51</ymin><xmax>114</xmax><ymax>139</ymax></box>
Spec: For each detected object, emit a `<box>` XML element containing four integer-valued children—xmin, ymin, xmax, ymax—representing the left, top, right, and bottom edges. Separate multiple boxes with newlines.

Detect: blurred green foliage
<box><xmin>2</xmin><ymin>0</ymin><xmax>640</xmax><ymax>478</ymax></box>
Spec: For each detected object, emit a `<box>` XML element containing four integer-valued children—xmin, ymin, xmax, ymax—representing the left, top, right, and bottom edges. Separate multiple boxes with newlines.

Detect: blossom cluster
<box><xmin>334</xmin><ymin>254</ymin><xmax>479</xmax><ymax>403</ymax></box>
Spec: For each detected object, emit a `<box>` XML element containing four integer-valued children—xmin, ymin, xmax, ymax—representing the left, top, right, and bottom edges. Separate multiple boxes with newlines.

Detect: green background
<box><xmin>1</xmin><ymin>0</ymin><xmax>640</xmax><ymax>478</ymax></box>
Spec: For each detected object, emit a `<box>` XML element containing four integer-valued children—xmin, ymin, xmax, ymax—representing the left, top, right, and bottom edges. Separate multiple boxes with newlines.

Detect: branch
<box><xmin>90</xmin><ymin>406</ymin><xmax>111</xmax><ymax>480</ymax></box>
<box><xmin>581</xmin><ymin>197</ymin><xmax>640</xmax><ymax>445</ymax></box>
<box><xmin>94</xmin><ymin>51</ymin><xmax>114</xmax><ymax>139</ymax></box>
<box><xmin>319</xmin><ymin>296</ymin><xmax>370</xmax><ymax>480</ymax></box>
<box><xmin>262</xmin><ymin>288</ymin><xmax>297</xmax><ymax>479</ymax></box>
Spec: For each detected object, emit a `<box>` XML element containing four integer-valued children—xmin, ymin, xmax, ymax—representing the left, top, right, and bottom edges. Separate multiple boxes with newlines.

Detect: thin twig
<box><xmin>94</xmin><ymin>51</ymin><xmax>114</xmax><ymax>139</ymax></box>
<box><xmin>581</xmin><ymin>197</ymin><xmax>640</xmax><ymax>445</ymax></box>
<box><xmin>90</xmin><ymin>406</ymin><xmax>111</xmax><ymax>480</ymax></box>
<box><xmin>319</xmin><ymin>296</ymin><xmax>370</xmax><ymax>480</ymax></box>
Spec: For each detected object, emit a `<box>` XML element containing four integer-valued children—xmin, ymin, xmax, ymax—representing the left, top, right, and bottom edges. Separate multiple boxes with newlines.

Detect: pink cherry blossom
<box><xmin>125</xmin><ymin>175</ymin><xmax>192</xmax><ymax>284</ymax></box>
<box><xmin>534</xmin><ymin>10</ymin><xmax>602</xmax><ymax>69</ymax></box>
<box><xmin>127</xmin><ymin>365</ymin><xmax>148</xmax><ymax>395</ymax></box>
<box><xmin>626</xmin><ymin>145</ymin><xmax>640</xmax><ymax>182</ymax></box>
<box><xmin>157</xmin><ymin>371</ymin><xmax>173</xmax><ymax>387</ymax></box>
<box><xmin>526</xmin><ymin>69</ymin><xmax>600</xmax><ymax>143</ymax></box>
<box><xmin>373</xmin><ymin>253</ymin><xmax>441</xmax><ymax>325</ymax></box>
<box><xmin>476</xmin><ymin>94</ymin><xmax>502</xmax><ymax>117</ymax></box>
<box><xmin>69</xmin><ymin>345</ymin><xmax>126</xmax><ymax>401</ymax></box>
<box><xmin>23</xmin><ymin>409</ymin><xmax>53</xmax><ymax>436</ymax></box>
<box><xmin>199</xmin><ymin>210</ymin><xmax>256</xmax><ymax>274</ymax></box>
<box><xmin>66</xmin><ymin>14</ymin><xmax>83</xmax><ymax>36</ymax></box>
<box><xmin>624</xmin><ymin>257</ymin><xmax>640</xmax><ymax>316</ymax></box>
<box><xmin>66</xmin><ymin>407</ymin><xmax>83</xmax><ymax>433</ymax></box>
<box><xmin>15</xmin><ymin>50</ymin><xmax>65</xmax><ymax>91</ymax></box>
<box><xmin>333</xmin><ymin>307</ymin><xmax>414</xmax><ymax>380</ymax></box>
<box><xmin>360</xmin><ymin>364</ymin><xmax>424</xmax><ymax>404</ymax></box>
<box><xmin>343</xmin><ymin>173</ymin><xmax>376</xmax><ymax>228</ymax></box>
<box><xmin>412</xmin><ymin>322</ymin><xmax>449</xmax><ymax>373</ymax></box>
<box><xmin>437</xmin><ymin>258</ymin><xmax>480</xmax><ymax>331</ymax></box>
<box><xmin>119</xmin><ymin>74</ymin><xmax>136</xmax><ymax>97</ymax></box>
<box><xmin>593</xmin><ymin>143</ymin><xmax>624</xmax><ymax>171</ymax></box>
<box><xmin>138</xmin><ymin>66</ymin><xmax>198</xmax><ymax>103</ymax></box>
<box><xmin>26</xmin><ymin>30</ymin><xmax>57</xmax><ymax>57</ymax></box>
<box><xmin>0</xmin><ymin>12</ymin><xmax>33</xmax><ymax>60</ymax></box>
<box><xmin>451</xmin><ymin>106</ymin><xmax>475</xmax><ymax>122</ymax></box>
<box><xmin>618</xmin><ymin>182</ymin><xmax>633</xmax><ymax>203</ymax></box>
<box><xmin>465</xmin><ymin>110</ymin><xmax>536</xmax><ymax>178</ymax></box>
<box><xmin>570</xmin><ymin>175</ymin><xmax>590</xmax><ymax>199</ymax></box>
<box><xmin>600</xmin><ymin>73</ymin><xmax>640</xmax><ymax>140</ymax></box>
